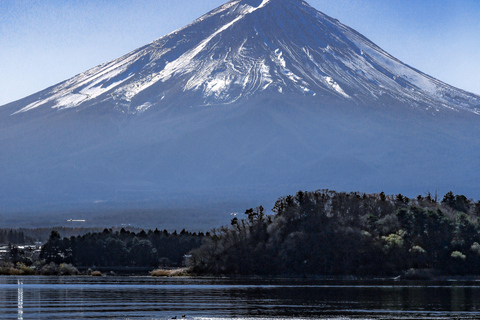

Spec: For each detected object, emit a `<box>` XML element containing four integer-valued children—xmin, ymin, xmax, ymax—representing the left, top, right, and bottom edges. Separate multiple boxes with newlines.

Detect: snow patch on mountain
<box><xmin>10</xmin><ymin>0</ymin><xmax>480</xmax><ymax>116</ymax></box>
<box><xmin>14</xmin><ymin>51</ymin><xmax>142</xmax><ymax>114</ymax></box>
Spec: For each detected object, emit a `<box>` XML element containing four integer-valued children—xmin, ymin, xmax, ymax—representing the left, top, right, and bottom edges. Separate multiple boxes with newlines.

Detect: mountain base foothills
<box><xmin>2</xmin><ymin>189</ymin><xmax>480</xmax><ymax>278</ymax></box>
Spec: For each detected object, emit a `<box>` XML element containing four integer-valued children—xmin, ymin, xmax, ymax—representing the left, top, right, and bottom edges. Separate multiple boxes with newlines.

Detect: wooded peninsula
<box><xmin>2</xmin><ymin>189</ymin><xmax>480</xmax><ymax>278</ymax></box>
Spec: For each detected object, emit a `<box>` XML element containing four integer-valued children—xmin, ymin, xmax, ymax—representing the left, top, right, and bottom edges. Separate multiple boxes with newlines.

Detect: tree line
<box><xmin>2</xmin><ymin>227</ymin><xmax>147</xmax><ymax>244</ymax></box>
<box><xmin>189</xmin><ymin>190</ymin><xmax>480</xmax><ymax>276</ymax></box>
<box><xmin>41</xmin><ymin>228</ymin><xmax>205</xmax><ymax>268</ymax></box>
<box><xmin>14</xmin><ymin>189</ymin><xmax>480</xmax><ymax>276</ymax></box>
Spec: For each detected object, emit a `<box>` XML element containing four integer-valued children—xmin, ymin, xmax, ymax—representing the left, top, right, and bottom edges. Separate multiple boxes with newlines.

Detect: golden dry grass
<box><xmin>0</xmin><ymin>264</ymin><xmax>35</xmax><ymax>276</ymax></box>
<box><xmin>150</xmin><ymin>268</ymin><xmax>190</xmax><ymax>277</ymax></box>
<box><xmin>0</xmin><ymin>267</ymin><xmax>24</xmax><ymax>275</ymax></box>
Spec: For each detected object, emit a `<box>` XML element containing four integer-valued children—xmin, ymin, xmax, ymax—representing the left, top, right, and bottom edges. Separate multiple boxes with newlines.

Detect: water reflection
<box><xmin>1</xmin><ymin>277</ymin><xmax>480</xmax><ymax>319</ymax></box>
<box><xmin>17</xmin><ymin>280</ymin><xmax>23</xmax><ymax>320</ymax></box>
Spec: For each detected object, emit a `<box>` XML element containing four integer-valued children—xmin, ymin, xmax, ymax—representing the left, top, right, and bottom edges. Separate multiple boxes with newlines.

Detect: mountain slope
<box><xmin>6</xmin><ymin>0</ymin><xmax>480</xmax><ymax>116</ymax></box>
<box><xmin>1</xmin><ymin>0</ymin><xmax>480</xmax><ymax>228</ymax></box>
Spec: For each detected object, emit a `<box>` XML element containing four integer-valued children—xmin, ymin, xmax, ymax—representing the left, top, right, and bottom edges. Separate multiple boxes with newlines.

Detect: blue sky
<box><xmin>1</xmin><ymin>0</ymin><xmax>479</xmax><ymax>106</ymax></box>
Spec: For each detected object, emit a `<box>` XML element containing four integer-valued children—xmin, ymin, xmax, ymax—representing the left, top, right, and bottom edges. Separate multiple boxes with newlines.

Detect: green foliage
<box><xmin>382</xmin><ymin>231</ymin><xmax>405</xmax><ymax>251</ymax></box>
<box><xmin>411</xmin><ymin>245</ymin><xmax>426</xmax><ymax>254</ymax></box>
<box><xmin>451</xmin><ymin>251</ymin><xmax>466</xmax><ymax>260</ymax></box>
<box><xmin>191</xmin><ymin>189</ymin><xmax>480</xmax><ymax>276</ymax></box>
<box><xmin>442</xmin><ymin>191</ymin><xmax>471</xmax><ymax>213</ymax></box>
<box><xmin>470</xmin><ymin>242</ymin><xmax>480</xmax><ymax>255</ymax></box>
<box><xmin>16</xmin><ymin>189</ymin><xmax>480</xmax><ymax>276</ymax></box>
<box><xmin>38</xmin><ymin>262</ymin><xmax>79</xmax><ymax>276</ymax></box>
<box><xmin>40</xmin><ymin>228</ymin><xmax>204</xmax><ymax>269</ymax></box>
<box><xmin>0</xmin><ymin>262</ymin><xmax>35</xmax><ymax>275</ymax></box>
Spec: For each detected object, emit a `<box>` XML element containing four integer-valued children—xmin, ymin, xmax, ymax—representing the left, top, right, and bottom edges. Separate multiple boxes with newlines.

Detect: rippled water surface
<box><xmin>1</xmin><ymin>276</ymin><xmax>480</xmax><ymax>319</ymax></box>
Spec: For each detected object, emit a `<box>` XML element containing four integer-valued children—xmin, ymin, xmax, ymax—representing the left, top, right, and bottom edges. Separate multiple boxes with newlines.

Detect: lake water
<box><xmin>1</xmin><ymin>276</ymin><xmax>480</xmax><ymax>319</ymax></box>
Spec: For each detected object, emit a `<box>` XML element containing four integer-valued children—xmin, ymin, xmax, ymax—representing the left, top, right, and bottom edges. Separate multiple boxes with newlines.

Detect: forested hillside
<box><xmin>190</xmin><ymin>190</ymin><xmax>480</xmax><ymax>277</ymax></box>
<box><xmin>26</xmin><ymin>189</ymin><xmax>480</xmax><ymax>277</ymax></box>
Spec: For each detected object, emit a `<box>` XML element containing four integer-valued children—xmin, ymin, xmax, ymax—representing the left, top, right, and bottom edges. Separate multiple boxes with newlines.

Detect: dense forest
<box><xmin>5</xmin><ymin>189</ymin><xmax>480</xmax><ymax>277</ymax></box>
<box><xmin>190</xmin><ymin>190</ymin><xmax>480</xmax><ymax>277</ymax></box>
<box><xmin>40</xmin><ymin>228</ymin><xmax>205</xmax><ymax>269</ymax></box>
<box><xmin>0</xmin><ymin>227</ymin><xmax>147</xmax><ymax>244</ymax></box>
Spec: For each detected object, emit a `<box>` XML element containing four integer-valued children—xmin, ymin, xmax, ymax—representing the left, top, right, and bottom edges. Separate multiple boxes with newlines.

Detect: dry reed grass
<box><xmin>150</xmin><ymin>268</ymin><xmax>190</xmax><ymax>277</ymax></box>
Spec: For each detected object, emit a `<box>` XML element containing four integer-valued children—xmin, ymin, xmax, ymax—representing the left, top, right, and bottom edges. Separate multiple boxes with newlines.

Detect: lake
<box><xmin>1</xmin><ymin>276</ymin><xmax>480</xmax><ymax>319</ymax></box>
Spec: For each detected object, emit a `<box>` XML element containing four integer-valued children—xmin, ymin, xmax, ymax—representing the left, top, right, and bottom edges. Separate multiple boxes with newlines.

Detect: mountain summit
<box><xmin>1</xmin><ymin>0</ymin><xmax>480</xmax><ymax>228</ymax></box>
<box><xmin>9</xmin><ymin>0</ymin><xmax>479</xmax><ymax>115</ymax></box>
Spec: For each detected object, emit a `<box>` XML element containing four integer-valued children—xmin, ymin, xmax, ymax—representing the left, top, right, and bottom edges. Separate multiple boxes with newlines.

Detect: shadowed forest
<box><xmin>189</xmin><ymin>190</ymin><xmax>480</xmax><ymax>277</ymax></box>
<box><xmin>41</xmin><ymin>228</ymin><xmax>205</xmax><ymax>269</ymax></box>
<box><xmin>4</xmin><ymin>190</ymin><xmax>480</xmax><ymax>277</ymax></box>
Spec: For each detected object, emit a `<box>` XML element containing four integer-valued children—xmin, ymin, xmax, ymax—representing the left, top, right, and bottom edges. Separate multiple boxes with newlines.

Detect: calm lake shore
<box><xmin>3</xmin><ymin>276</ymin><xmax>480</xmax><ymax>319</ymax></box>
<box><xmin>4</xmin><ymin>264</ymin><xmax>480</xmax><ymax>282</ymax></box>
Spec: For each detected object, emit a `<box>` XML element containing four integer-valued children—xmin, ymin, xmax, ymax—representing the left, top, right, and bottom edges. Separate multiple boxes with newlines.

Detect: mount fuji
<box><xmin>1</xmin><ymin>0</ymin><xmax>480</xmax><ymax>228</ymax></box>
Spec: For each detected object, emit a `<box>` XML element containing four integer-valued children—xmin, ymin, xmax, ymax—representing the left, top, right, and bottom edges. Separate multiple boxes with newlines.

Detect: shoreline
<box><xmin>3</xmin><ymin>266</ymin><xmax>480</xmax><ymax>282</ymax></box>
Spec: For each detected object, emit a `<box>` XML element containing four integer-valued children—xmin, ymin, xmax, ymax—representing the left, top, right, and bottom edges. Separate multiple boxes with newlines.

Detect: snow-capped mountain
<box><xmin>9</xmin><ymin>0</ymin><xmax>480</xmax><ymax>116</ymax></box>
<box><xmin>1</xmin><ymin>0</ymin><xmax>480</xmax><ymax>228</ymax></box>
